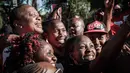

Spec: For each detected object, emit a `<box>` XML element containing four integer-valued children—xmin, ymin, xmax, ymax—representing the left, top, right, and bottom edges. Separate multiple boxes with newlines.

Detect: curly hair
<box><xmin>4</xmin><ymin>32</ymin><xmax>45</xmax><ymax>73</ymax></box>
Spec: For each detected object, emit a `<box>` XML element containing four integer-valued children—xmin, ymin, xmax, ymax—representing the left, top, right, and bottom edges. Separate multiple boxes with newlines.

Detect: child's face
<box><xmin>47</xmin><ymin>21</ymin><xmax>67</xmax><ymax>48</ymax></box>
<box><xmin>35</xmin><ymin>41</ymin><xmax>57</xmax><ymax>67</ymax></box>
<box><xmin>69</xmin><ymin>20</ymin><xmax>84</xmax><ymax>37</ymax></box>
<box><xmin>71</xmin><ymin>36</ymin><xmax>96</xmax><ymax>64</ymax></box>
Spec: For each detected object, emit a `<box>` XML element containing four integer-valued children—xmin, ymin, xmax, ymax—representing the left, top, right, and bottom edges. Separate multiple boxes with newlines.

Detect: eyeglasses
<box><xmin>54</xmin><ymin>68</ymin><xmax>63</xmax><ymax>73</ymax></box>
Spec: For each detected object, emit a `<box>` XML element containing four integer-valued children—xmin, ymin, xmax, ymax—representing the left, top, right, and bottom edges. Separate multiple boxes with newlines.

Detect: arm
<box><xmin>0</xmin><ymin>34</ymin><xmax>19</xmax><ymax>53</ymax></box>
<box><xmin>103</xmin><ymin>0</ymin><xmax>114</xmax><ymax>33</ymax></box>
<box><xmin>89</xmin><ymin>15</ymin><xmax>130</xmax><ymax>73</ymax></box>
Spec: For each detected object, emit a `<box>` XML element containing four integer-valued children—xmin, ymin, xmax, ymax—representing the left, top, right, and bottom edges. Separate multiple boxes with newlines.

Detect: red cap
<box><xmin>84</xmin><ymin>21</ymin><xmax>107</xmax><ymax>33</ymax></box>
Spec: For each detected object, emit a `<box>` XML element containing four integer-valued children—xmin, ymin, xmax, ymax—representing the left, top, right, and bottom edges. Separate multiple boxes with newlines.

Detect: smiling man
<box><xmin>84</xmin><ymin>20</ymin><xmax>108</xmax><ymax>56</ymax></box>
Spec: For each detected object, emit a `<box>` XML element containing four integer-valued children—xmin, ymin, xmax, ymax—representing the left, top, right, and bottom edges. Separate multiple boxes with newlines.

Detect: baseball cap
<box><xmin>84</xmin><ymin>20</ymin><xmax>107</xmax><ymax>33</ymax></box>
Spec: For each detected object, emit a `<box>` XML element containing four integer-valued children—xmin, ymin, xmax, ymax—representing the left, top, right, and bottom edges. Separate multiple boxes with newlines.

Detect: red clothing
<box><xmin>122</xmin><ymin>9</ymin><xmax>130</xmax><ymax>22</ymax></box>
<box><xmin>110</xmin><ymin>22</ymin><xmax>120</xmax><ymax>35</ymax></box>
<box><xmin>112</xmin><ymin>9</ymin><xmax>130</xmax><ymax>26</ymax></box>
<box><xmin>112</xmin><ymin>13</ymin><xmax>124</xmax><ymax>26</ymax></box>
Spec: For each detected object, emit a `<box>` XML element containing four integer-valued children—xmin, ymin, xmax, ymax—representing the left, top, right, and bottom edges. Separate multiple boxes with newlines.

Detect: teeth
<box><xmin>38</xmin><ymin>26</ymin><xmax>42</xmax><ymax>28</ymax></box>
<box><xmin>36</xmin><ymin>24</ymin><xmax>42</xmax><ymax>28</ymax></box>
<box><xmin>51</xmin><ymin>63</ymin><xmax>55</xmax><ymax>67</ymax></box>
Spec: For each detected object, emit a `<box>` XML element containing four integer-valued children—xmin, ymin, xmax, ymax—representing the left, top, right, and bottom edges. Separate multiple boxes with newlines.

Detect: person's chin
<box><xmin>34</xmin><ymin>28</ymin><xmax>43</xmax><ymax>34</ymax></box>
<box><xmin>58</xmin><ymin>40</ymin><xmax>65</xmax><ymax>44</ymax></box>
<box><xmin>72</xmin><ymin>34</ymin><xmax>76</xmax><ymax>36</ymax></box>
<box><xmin>55</xmin><ymin>42</ymin><xmax>64</xmax><ymax>47</ymax></box>
<box><xmin>51</xmin><ymin>63</ymin><xmax>56</xmax><ymax>67</ymax></box>
<box><xmin>84</xmin><ymin>56</ymin><xmax>94</xmax><ymax>61</ymax></box>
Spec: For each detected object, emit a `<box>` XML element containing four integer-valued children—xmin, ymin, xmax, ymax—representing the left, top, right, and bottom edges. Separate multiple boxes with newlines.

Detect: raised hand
<box><xmin>103</xmin><ymin>0</ymin><xmax>115</xmax><ymax>35</ymax></box>
<box><xmin>104</xmin><ymin>0</ymin><xmax>114</xmax><ymax>11</ymax></box>
<box><xmin>6</xmin><ymin>34</ymin><xmax>20</xmax><ymax>43</ymax></box>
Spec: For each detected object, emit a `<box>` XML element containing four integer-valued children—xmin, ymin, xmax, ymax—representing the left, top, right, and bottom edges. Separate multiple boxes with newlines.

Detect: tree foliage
<box><xmin>68</xmin><ymin>0</ymin><xmax>97</xmax><ymax>24</ymax></box>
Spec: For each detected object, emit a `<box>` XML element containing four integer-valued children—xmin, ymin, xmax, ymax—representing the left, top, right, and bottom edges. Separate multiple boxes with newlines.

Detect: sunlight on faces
<box><xmin>71</xmin><ymin>36</ymin><xmax>96</xmax><ymax>64</ymax></box>
<box><xmin>53</xmin><ymin>22</ymin><xmax>67</xmax><ymax>44</ymax></box>
<box><xmin>47</xmin><ymin>20</ymin><xmax>67</xmax><ymax>47</ymax></box>
<box><xmin>16</xmin><ymin>5</ymin><xmax>43</xmax><ymax>34</ymax></box>
<box><xmin>86</xmin><ymin>33</ymin><xmax>107</xmax><ymax>55</ymax></box>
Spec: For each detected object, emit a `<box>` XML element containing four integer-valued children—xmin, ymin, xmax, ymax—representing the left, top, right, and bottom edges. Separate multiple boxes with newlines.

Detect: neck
<box><xmin>53</xmin><ymin>45</ymin><xmax>65</xmax><ymax>58</ymax></box>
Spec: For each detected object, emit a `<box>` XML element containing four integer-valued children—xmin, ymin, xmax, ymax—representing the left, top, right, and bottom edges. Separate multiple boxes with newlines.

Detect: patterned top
<box><xmin>20</xmin><ymin>0</ymin><xmax>51</xmax><ymax>16</ymax></box>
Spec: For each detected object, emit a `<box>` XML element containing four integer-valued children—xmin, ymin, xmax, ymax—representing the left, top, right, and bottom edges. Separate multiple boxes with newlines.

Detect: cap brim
<box><xmin>84</xmin><ymin>30</ymin><xmax>107</xmax><ymax>34</ymax></box>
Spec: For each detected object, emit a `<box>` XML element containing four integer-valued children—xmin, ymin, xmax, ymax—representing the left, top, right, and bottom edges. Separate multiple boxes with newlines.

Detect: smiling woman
<box><xmin>63</xmin><ymin>35</ymin><xmax>96</xmax><ymax>73</ymax></box>
<box><xmin>3</xmin><ymin>32</ymin><xmax>57</xmax><ymax>73</ymax></box>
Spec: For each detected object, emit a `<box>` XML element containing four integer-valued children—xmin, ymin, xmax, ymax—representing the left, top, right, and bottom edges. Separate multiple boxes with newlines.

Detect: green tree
<box><xmin>68</xmin><ymin>0</ymin><xmax>96</xmax><ymax>24</ymax></box>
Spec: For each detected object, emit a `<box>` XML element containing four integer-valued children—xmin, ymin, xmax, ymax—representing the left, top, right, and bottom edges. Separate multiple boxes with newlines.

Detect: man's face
<box><xmin>69</xmin><ymin>20</ymin><xmax>84</xmax><ymax>37</ymax></box>
<box><xmin>128</xmin><ymin>2</ymin><xmax>130</xmax><ymax>7</ymax></box>
<box><xmin>86</xmin><ymin>33</ymin><xmax>107</xmax><ymax>55</ymax></box>
<box><xmin>113</xmin><ymin>5</ymin><xmax>122</xmax><ymax>16</ymax></box>
<box><xmin>36</xmin><ymin>42</ymin><xmax>57</xmax><ymax>67</ymax></box>
<box><xmin>47</xmin><ymin>21</ymin><xmax>67</xmax><ymax>48</ymax></box>
<box><xmin>71</xmin><ymin>36</ymin><xmax>96</xmax><ymax>64</ymax></box>
<box><xmin>18</xmin><ymin>6</ymin><xmax>43</xmax><ymax>34</ymax></box>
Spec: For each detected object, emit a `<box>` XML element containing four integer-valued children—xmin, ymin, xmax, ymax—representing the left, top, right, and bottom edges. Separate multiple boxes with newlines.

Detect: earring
<box><xmin>15</xmin><ymin>24</ymin><xmax>22</xmax><ymax>28</ymax></box>
<box><xmin>20</xmin><ymin>26</ymin><xmax>22</xmax><ymax>28</ymax></box>
<box><xmin>15</xmin><ymin>24</ymin><xmax>18</xmax><ymax>26</ymax></box>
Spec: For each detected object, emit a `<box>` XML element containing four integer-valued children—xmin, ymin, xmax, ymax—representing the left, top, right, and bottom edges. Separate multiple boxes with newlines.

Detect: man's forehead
<box><xmin>19</xmin><ymin>5</ymin><xmax>35</xmax><ymax>13</ymax></box>
<box><xmin>52</xmin><ymin>21</ymin><xmax>64</xmax><ymax>28</ymax></box>
<box><xmin>18</xmin><ymin>6</ymin><xmax>38</xmax><ymax>17</ymax></box>
<box><xmin>75</xmin><ymin>36</ymin><xmax>90</xmax><ymax>42</ymax></box>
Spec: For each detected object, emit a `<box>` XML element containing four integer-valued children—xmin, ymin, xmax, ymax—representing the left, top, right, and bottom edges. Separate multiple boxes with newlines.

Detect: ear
<box><xmin>56</xmin><ymin>7</ymin><xmax>62</xmax><ymax>20</ymax></box>
<box><xmin>57</xmin><ymin>7</ymin><xmax>62</xmax><ymax>14</ymax></box>
<box><xmin>13</xmin><ymin>20</ymin><xmax>18</xmax><ymax>27</ymax></box>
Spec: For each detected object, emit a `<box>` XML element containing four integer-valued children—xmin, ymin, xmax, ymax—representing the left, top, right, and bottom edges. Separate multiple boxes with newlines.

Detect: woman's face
<box><xmin>71</xmin><ymin>36</ymin><xmax>96</xmax><ymax>64</ymax></box>
<box><xmin>35</xmin><ymin>42</ymin><xmax>57</xmax><ymax>67</ymax></box>
<box><xmin>17</xmin><ymin>6</ymin><xmax>43</xmax><ymax>34</ymax></box>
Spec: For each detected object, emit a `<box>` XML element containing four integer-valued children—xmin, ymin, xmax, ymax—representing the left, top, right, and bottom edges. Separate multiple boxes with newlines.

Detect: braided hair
<box><xmin>17</xmin><ymin>62</ymin><xmax>58</xmax><ymax>73</ymax></box>
<box><xmin>4</xmin><ymin>32</ymin><xmax>45</xmax><ymax>73</ymax></box>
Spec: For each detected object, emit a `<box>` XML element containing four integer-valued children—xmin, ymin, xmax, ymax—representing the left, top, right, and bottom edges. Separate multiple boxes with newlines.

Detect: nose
<box><xmin>58</xmin><ymin>30</ymin><xmax>64</xmax><ymax>37</ymax></box>
<box><xmin>85</xmin><ymin>48</ymin><xmax>92</xmax><ymax>54</ymax></box>
<box><xmin>52</xmin><ymin>56</ymin><xmax>57</xmax><ymax>63</ymax></box>
<box><xmin>93</xmin><ymin>38</ymin><xmax>100</xmax><ymax>45</ymax></box>
<box><xmin>70</xmin><ymin>26</ymin><xmax>75</xmax><ymax>30</ymax></box>
<box><xmin>36</xmin><ymin>16</ymin><xmax>41</xmax><ymax>21</ymax></box>
<box><xmin>93</xmin><ymin>38</ymin><xmax>102</xmax><ymax>50</ymax></box>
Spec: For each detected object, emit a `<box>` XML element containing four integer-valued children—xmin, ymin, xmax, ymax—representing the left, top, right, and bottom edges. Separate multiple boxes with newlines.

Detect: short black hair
<box><xmin>9</xmin><ymin>4</ymin><xmax>31</xmax><ymax>28</ymax></box>
<box><xmin>42</xmin><ymin>19</ymin><xmax>62</xmax><ymax>33</ymax></box>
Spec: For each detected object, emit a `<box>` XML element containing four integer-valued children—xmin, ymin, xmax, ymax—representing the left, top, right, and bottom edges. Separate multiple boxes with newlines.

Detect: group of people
<box><xmin>0</xmin><ymin>0</ymin><xmax>130</xmax><ymax>73</ymax></box>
